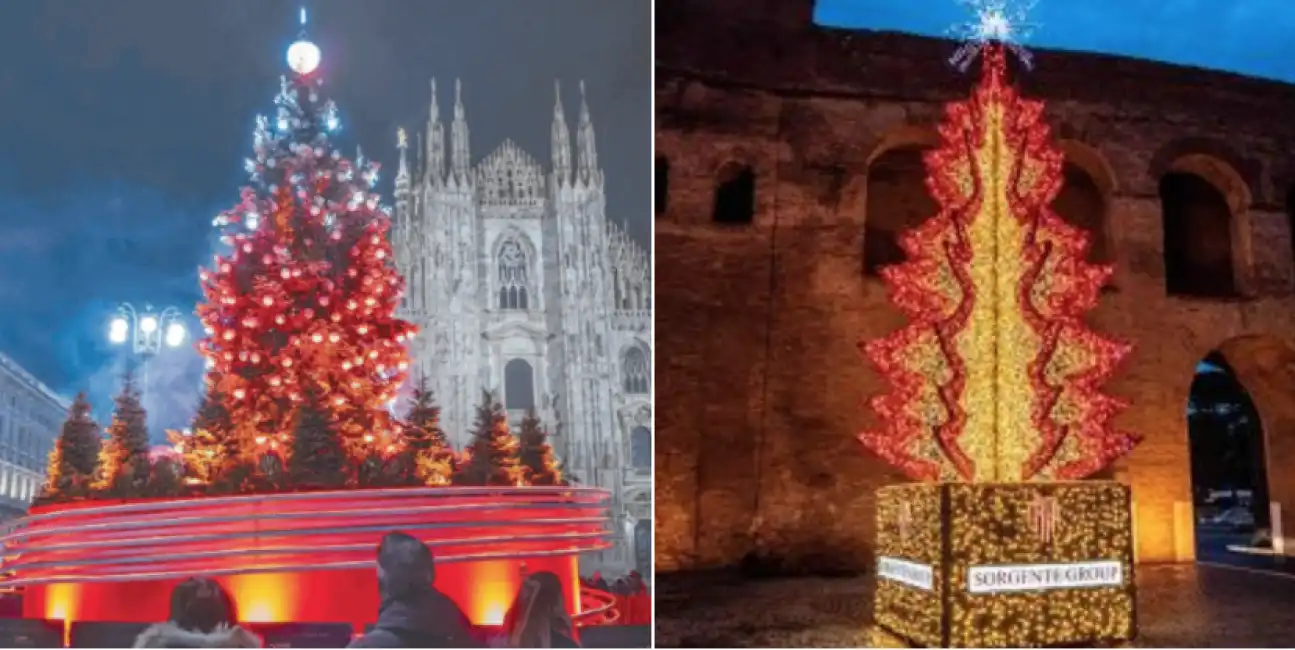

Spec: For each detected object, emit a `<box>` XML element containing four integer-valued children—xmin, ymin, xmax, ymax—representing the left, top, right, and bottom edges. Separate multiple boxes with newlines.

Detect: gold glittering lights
<box><xmin>874</xmin><ymin>482</ymin><xmax>1135</xmax><ymax>647</ymax></box>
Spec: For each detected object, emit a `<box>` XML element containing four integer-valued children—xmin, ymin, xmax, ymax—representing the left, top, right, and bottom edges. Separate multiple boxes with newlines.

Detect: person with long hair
<box><xmin>133</xmin><ymin>577</ymin><xmax>260</xmax><ymax>648</ymax></box>
<box><xmin>501</xmin><ymin>572</ymin><xmax>578</xmax><ymax>648</ymax></box>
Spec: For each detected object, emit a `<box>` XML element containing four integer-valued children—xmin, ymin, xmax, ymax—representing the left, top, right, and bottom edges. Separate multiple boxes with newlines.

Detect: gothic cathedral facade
<box><xmin>390</xmin><ymin>80</ymin><xmax>652</xmax><ymax>574</ymax></box>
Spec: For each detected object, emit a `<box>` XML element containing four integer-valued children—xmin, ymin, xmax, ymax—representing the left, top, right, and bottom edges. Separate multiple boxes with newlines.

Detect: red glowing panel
<box><xmin>2</xmin><ymin>487</ymin><xmax>615</xmax><ymax>631</ymax></box>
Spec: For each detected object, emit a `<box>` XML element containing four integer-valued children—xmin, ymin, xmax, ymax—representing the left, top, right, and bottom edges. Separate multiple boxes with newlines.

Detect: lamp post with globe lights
<box><xmin>107</xmin><ymin>303</ymin><xmax>187</xmax><ymax>406</ymax></box>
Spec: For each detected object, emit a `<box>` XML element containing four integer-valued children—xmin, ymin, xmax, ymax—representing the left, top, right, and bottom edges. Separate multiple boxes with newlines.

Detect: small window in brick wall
<box><xmin>655</xmin><ymin>156</ymin><xmax>670</xmax><ymax>216</ymax></box>
<box><xmin>713</xmin><ymin>162</ymin><xmax>755</xmax><ymax>224</ymax></box>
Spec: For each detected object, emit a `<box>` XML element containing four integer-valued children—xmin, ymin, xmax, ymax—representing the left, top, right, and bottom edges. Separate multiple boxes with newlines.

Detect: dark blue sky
<box><xmin>816</xmin><ymin>0</ymin><xmax>1295</xmax><ymax>84</ymax></box>
<box><xmin>0</xmin><ymin>0</ymin><xmax>649</xmax><ymax>433</ymax></box>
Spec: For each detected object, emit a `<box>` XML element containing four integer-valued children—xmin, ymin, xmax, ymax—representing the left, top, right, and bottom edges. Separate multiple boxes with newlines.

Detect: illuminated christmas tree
<box><xmin>195</xmin><ymin>15</ymin><xmax>416</xmax><ymax>488</ymax></box>
<box><xmin>860</xmin><ymin>44</ymin><xmax>1139</xmax><ymax>483</ymax></box>
<box><xmin>401</xmin><ymin>375</ymin><xmax>455</xmax><ymax>486</ymax></box>
<box><xmin>37</xmin><ymin>393</ymin><xmax>101</xmax><ymax>503</ymax></box>
<box><xmin>453</xmin><ymin>392</ymin><xmax>521</xmax><ymax>486</ymax></box>
<box><xmin>861</xmin><ymin>11</ymin><xmax>1139</xmax><ymax>649</ymax></box>
<box><xmin>517</xmin><ymin>409</ymin><xmax>565</xmax><ymax>486</ymax></box>
<box><xmin>96</xmin><ymin>370</ymin><xmax>152</xmax><ymax>497</ymax></box>
<box><xmin>170</xmin><ymin>381</ymin><xmax>239</xmax><ymax>489</ymax></box>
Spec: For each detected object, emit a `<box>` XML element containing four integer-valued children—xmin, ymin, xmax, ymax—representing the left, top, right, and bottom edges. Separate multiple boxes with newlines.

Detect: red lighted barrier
<box><xmin>0</xmin><ymin>487</ymin><xmax>615</xmax><ymax>632</ymax></box>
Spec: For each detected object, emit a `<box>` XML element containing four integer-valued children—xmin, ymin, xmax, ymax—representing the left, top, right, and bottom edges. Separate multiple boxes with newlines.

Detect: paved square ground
<box><xmin>655</xmin><ymin>564</ymin><xmax>1295</xmax><ymax>647</ymax></box>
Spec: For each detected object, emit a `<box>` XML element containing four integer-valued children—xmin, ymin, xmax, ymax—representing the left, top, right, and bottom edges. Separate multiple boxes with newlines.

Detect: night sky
<box><xmin>816</xmin><ymin>0</ymin><xmax>1295</xmax><ymax>84</ymax></box>
<box><xmin>0</xmin><ymin>0</ymin><xmax>650</xmax><ymax>434</ymax></box>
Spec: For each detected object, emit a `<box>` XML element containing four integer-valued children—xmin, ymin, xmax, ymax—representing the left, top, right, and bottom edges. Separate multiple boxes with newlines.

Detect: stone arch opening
<box><xmin>1186</xmin><ymin>349</ymin><xmax>1270</xmax><ymax>558</ymax></box>
<box><xmin>504</xmin><ymin>359</ymin><xmax>536</xmax><ymax>411</ymax></box>
<box><xmin>1053</xmin><ymin>140</ymin><xmax>1116</xmax><ymax>267</ymax></box>
<box><xmin>713</xmin><ymin>162</ymin><xmax>755</xmax><ymax>224</ymax></box>
<box><xmin>863</xmin><ymin>144</ymin><xmax>935</xmax><ymax>277</ymax></box>
<box><xmin>1159</xmin><ymin>171</ymin><xmax>1237</xmax><ymax>298</ymax></box>
<box><xmin>656</xmin><ymin>156</ymin><xmax>670</xmax><ymax>216</ymax></box>
<box><xmin>1188</xmin><ymin>335</ymin><xmax>1295</xmax><ymax>560</ymax></box>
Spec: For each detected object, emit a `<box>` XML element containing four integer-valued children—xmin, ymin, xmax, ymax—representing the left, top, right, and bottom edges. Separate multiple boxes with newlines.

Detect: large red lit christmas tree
<box><xmin>195</xmin><ymin>17</ymin><xmax>416</xmax><ymax>488</ymax></box>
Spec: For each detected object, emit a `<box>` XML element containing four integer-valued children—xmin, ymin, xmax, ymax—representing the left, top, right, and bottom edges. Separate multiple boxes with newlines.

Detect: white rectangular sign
<box><xmin>967</xmin><ymin>560</ymin><xmax>1124</xmax><ymax>594</ymax></box>
<box><xmin>877</xmin><ymin>556</ymin><xmax>935</xmax><ymax>591</ymax></box>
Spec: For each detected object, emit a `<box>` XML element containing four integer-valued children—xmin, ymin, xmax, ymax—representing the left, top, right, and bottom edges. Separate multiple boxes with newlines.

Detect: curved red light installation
<box><xmin>0</xmin><ymin>487</ymin><xmax>615</xmax><ymax>632</ymax></box>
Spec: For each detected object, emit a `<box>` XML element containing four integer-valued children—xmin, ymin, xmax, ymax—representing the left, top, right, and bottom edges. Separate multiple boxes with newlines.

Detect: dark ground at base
<box><xmin>655</xmin><ymin>563</ymin><xmax>1295</xmax><ymax>648</ymax></box>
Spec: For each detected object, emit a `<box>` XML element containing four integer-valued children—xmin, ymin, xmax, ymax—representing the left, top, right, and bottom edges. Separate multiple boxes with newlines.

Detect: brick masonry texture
<box><xmin>654</xmin><ymin>0</ymin><xmax>1295</xmax><ymax>573</ymax></box>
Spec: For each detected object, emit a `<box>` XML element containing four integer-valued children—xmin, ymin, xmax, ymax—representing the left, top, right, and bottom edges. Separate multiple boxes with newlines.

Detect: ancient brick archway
<box><xmin>1202</xmin><ymin>335</ymin><xmax>1295</xmax><ymax>552</ymax></box>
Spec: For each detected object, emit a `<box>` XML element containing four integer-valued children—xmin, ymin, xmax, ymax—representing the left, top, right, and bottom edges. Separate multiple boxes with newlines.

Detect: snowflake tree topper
<box><xmin>948</xmin><ymin>0</ymin><xmax>1040</xmax><ymax>71</ymax></box>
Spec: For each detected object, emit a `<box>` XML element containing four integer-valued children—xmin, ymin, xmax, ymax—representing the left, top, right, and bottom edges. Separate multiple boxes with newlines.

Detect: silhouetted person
<box><xmin>502</xmin><ymin>572</ymin><xmax>578</xmax><ymax>648</ymax></box>
<box><xmin>348</xmin><ymin>531</ymin><xmax>478</xmax><ymax>648</ymax></box>
<box><xmin>134</xmin><ymin>577</ymin><xmax>260</xmax><ymax>648</ymax></box>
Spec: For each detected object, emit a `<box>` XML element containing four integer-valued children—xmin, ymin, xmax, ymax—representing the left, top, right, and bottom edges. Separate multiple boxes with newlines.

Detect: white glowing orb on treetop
<box><xmin>287</xmin><ymin>39</ymin><xmax>321</xmax><ymax>75</ymax></box>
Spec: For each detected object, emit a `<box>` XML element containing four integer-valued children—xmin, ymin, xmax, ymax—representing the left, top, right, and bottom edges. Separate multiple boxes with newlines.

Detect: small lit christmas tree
<box><xmin>96</xmin><ymin>370</ymin><xmax>152</xmax><ymax>497</ymax></box>
<box><xmin>196</xmin><ymin>14</ymin><xmax>416</xmax><ymax>489</ymax></box>
<box><xmin>517</xmin><ymin>409</ymin><xmax>565</xmax><ymax>486</ymax></box>
<box><xmin>288</xmin><ymin>384</ymin><xmax>348</xmax><ymax>490</ymax></box>
<box><xmin>169</xmin><ymin>381</ymin><xmax>237</xmax><ymax>488</ymax></box>
<box><xmin>402</xmin><ymin>376</ymin><xmax>455</xmax><ymax>486</ymax></box>
<box><xmin>37</xmin><ymin>393</ymin><xmax>101</xmax><ymax>504</ymax></box>
<box><xmin>453</xmin><ymin>391</ymin><xmax>521</xmax><ymax>486</ymax></box>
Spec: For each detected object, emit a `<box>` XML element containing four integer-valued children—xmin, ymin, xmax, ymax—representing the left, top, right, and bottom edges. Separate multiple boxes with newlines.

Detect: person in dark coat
<box><xmin>348</xmin><ymin>531</ymin><xmax>479</xmax><ymax>648</ymax></box>
<box><xmin>133</xmin><ymin>577</ymin><xmax>261</xmax><ymax>648</ymax></box>
<box><xmin>501</xmin><ymin>572</ymin><xmax>579</xmax><ymax>648</ymax></box>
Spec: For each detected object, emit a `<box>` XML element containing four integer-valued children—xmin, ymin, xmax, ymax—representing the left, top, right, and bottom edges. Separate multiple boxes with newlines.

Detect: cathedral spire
<box><xmin>576</xmin><ymin>80</ymin><xmax>598</xmax><ymax>176</ymax></box>
<box><xmin>450</xmin><ymin>78</ymin><xmax>471</xmax><ymax>178</ymax></box>
<box><xmin>551</xmin><ymin>80</ymin><xmax>572</xmax><ymax>184</ymax></box>
<box><xmin>393</xmin><ymin>128</ymin><xmax>412</xmax><ymax>236</ymax></box>
<box><xmin>395</xmin><ymin>127</ymin><xmax>410</xmax><ymax>184</ymax></box>
<box><xmin>426</xmin><ymin>78</ymin><xmax>445</xmax><ymax>184</ymax></box>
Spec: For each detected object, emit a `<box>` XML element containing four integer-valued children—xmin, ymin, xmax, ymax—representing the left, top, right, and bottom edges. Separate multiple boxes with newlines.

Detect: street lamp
<box><xmin>107</xmin><ymin>303</ymin><xmax>187</xmax><ymax>405</ymax></box>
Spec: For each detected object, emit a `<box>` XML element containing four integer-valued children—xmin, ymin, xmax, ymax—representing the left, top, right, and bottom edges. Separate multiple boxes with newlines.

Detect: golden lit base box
<box><xmin>872</xmin><ymin>481</ymin><xmax>1136</xmax><ymax>648</ymax></box>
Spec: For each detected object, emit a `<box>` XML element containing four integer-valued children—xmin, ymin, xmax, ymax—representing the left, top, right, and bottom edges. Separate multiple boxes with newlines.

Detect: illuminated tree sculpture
<box><xmin>196</xmin><ymin>27</ymin><xmax>416</xmax><ymax>486</ymax></box>
<box><xmin>38</xmin><ymin>393</ymin><xmax>101</xmax><ymax>503</ymax></box>
<box><xmin>453</xmin><ymin>391</ymin><xmax>522</xmax><ymax>487</ymax></box>
<box><xmin>860</xmin><ymin>45</ymin><xmax>1140</xmax><ymax>483</ymax></box>
<box><xmin>517</xmin><ymin>409</ymin><xmax>566</xmax><ymax>486</ymax></box>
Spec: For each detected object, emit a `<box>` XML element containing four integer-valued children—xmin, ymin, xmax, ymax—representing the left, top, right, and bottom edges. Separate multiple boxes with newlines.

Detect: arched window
<box><xmin>864</xmin><ymin>146</ymin><xmax>934</xmax><ymax>276</ymax></box>
<box><xmin>630</xmin><ymin>426</ymin><xmax>651</xmax><ymax>469</ymax></box>
<box><xmin>622</xmin><ymin>347</ymin><xmax>650</xmax><ymax>394</ymax></box>
<box><xmin>713</xmin><ymin>163</ymin><xmax>755</xmax><ymax>224</ymax></box>
<box><xmin>504</xmin><ymin>359</ymin><xmax>536</xmax><ymax>410</ymax></box>
<box><xmin>497</xmin><ymin>237</ymin><xmax>531</xmax><ymax>310</ymax></box>
<box><xmin>1053</xmin><ymin>162</ymin><xmax>1111</xmax><ymax>265</ymax></box>
<box><xmin>655</xmin><ymin>156</ymin><xmax>670</xmax><ymax>216</ymax></box>
<box><xmin>1160</xmin><ymin>172</ymin><xmax>1235</xmax><ymax>297</ymax></box>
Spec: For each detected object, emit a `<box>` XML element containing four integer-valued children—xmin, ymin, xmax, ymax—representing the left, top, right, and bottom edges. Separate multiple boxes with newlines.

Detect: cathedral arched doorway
<box><xmin>504</xmin><ymin>359</ymin><xmax>535</xmax><ymax>411</ymax></box>
<box><xmin>1186</xmin><ymin>349</ymin><xmax>1270</xmax><ymax>562</ymax></box>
